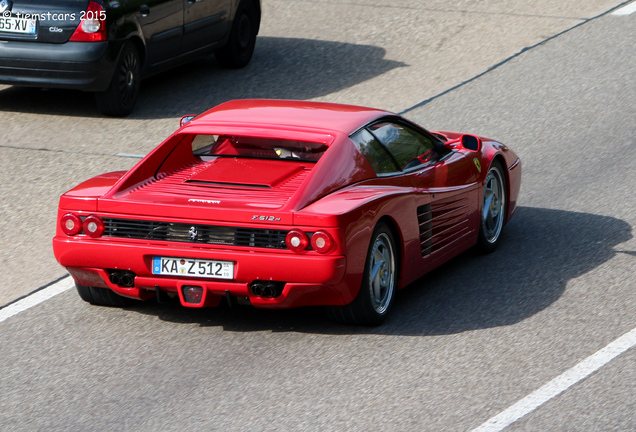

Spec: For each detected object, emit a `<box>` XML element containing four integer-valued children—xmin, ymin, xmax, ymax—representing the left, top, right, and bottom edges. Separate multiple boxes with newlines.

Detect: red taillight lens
<box><xmin>183</xmin><ymin>286</ymin><xmax>204</xmax><ymax>304</ymax></box>
<box><xmin>61</xmin><ymin>213</ymin><xmax>82</xmax><ymax>236</ymax></box>
<box><xmin>310</xmin><ymin>231</ymin><xmax>333</xmax><ymax>254</ymax></box>
<box><xmin>285</xmin><ymin>229</ymin><xmax>309</xmax><ymax>252</ymax></box>
<box><xmin>82</xmin><ymin>215</ymin><xmax>105</xmax><ymax>238</ymax></box>
<box><xmin>69</xmin><ymin>1</ymin><xmax>106</xmax><ymax>42</ymax></box>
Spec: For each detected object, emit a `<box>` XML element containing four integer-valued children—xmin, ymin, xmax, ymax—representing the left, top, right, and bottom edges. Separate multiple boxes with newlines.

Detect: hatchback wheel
<box><xmin>95</xmin><ymin>42</ymin><xmax>141</xmax><ymax>117</ymax></box>
<box><xmin>215</xmin><ymin>0</ymin><xmax>258</xmax><ymax>68</ymax></box>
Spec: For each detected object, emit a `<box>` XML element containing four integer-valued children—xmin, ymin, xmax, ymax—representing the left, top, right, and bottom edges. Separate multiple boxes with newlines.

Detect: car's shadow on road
<box><xmin>0</xmin><ymin>37</ymin><xmax>405</xmax><ymax>118</ymax></box>
<box><xmin>131</xmin><ymin>206</ymin><xmax>632</xmax><ymax>336</ymax></box>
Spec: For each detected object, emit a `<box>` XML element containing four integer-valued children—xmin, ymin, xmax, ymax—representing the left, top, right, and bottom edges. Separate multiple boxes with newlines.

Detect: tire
<box><xmin>327</xmin><ymin>223</ymin><xmax>398</xmax><ymax>326</ymax></box>
<box><xmin>477</xmin><ymin>161</ymin><xmax>507</xmax><ymax>253</ymax></box>
<box><xmin>215</xmin><ymin>0</ymin><xmax>258</xmax><ymax>68</ymax></box>
<box><xmin>75</xmin><ymin>282</ymin><xmax>137</xmax><ymax>307</ymax></box>
<box><xmin>95</xmin><ymin>42</ymin><xmax>141</xmax><ymax>117</ymax></box>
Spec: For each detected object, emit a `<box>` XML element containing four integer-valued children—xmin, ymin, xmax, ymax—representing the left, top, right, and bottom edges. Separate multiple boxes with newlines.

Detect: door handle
<box><xmin>139</xmin><ymin>5</ymin><xmax>150</xmax><ymax>17</ymax></box>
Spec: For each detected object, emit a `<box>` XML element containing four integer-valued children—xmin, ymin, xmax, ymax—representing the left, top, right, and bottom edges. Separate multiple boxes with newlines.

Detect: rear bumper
<box><xmin>54</xmin><ymin>236</ymin><xmax>350</xmax><ymax>308</ymax></box>
<box><xmin>0</xmin><ymin>41</ymin><xmax>116</xmax><ymax>91</ymax></box>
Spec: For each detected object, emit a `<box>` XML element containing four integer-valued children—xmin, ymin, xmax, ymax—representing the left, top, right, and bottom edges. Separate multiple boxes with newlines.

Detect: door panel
<box><xmin>182</xmin><ymin>0</ymin><xmax>230</xmax><ymax>53</ymax></box>
<box><xmin>352</xmin><ymin>119</ymin><xmax>481</xmax><ymax>274</ymax></box>
<box><xmin>138</xmin><ymin>0</ymin><xmax>183</xmax><ymax>66</ymax></box>
<box><xmin>411</xmin><ymin>152</ymin><xmax>481</xmax><ymax>262</ymax></box>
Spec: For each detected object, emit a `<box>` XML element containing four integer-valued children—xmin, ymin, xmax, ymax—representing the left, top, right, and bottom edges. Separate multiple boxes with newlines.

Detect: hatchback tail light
<box><xmin>69</xmin><ymin>1</ymin><xmax>106</xmax><ymax>42</ymax></box>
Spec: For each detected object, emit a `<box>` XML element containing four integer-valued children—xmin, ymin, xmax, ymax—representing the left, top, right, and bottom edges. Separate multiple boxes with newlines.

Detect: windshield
<box><xmin>191</xmin><ymin>135</ymin><xmax>328</xmax><ymax>162</ymax></box>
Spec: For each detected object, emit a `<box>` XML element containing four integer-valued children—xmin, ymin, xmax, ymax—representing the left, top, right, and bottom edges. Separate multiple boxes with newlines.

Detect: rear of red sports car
<box><xmin>53</xmin><ymin>100</ymin><xmax>388</xmax><ymax>310</ymax></box>
<box><xmin>54</xmin><ymin>99</ymin><xmax>521</xmax><ymax>325</ymax></box>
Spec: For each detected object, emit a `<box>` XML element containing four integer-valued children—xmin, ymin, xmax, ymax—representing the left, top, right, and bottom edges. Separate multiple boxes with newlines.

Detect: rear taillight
<box><xmin>285</xmin><ymin>229</ymin><xmax>309</xmax><ymax>252</ymax></box>
<box><xmin>69</xmin><ymin>1</ymin><xmax>106</xmax><ymax>42</ymax></box>
<box><xmin>61</xmin><ymin>213</ymin><xmax>82</xmax><ymax>236</ymax></box>
<box><xmin>311</xmin><ymin>231</ymin><xmax>333</xmax><ymax>254</ymax></box>
<box><xmin>83</xmin><ymin>215</ymin><xmax>105</xmax><ymax>238</ymax></box>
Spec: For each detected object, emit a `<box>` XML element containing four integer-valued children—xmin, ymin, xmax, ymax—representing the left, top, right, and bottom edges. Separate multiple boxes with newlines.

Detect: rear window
<box><xmin>191</xmin><ymin>135</ymin><xmax>328</xmax><ymax>162</ymax></box>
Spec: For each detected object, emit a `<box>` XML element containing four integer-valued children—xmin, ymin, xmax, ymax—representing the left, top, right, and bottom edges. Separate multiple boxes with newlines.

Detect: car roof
<box><xmin>186</xmin><ymin>99</ymin><xmax>392</xmax><ymax>135</ymax></box>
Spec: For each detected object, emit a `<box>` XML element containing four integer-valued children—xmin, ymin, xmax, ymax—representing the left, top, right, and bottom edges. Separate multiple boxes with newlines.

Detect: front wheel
<box><xmin>75</xmin><ymin>282</ymin><xmax>137</xmax><ymax>307</ymax></box>
<box><xmin>477</xmin><ymin>161</ymin><xmax>507</xmax><ymax>253</ymax></box>
<box><xmin>215</xmin><ymin>0</ymin><xmax>259</xmax><ymax>68</ymax></box>
<box><xmin>327</xmin><ymin>223</ymin><xmax>398</xmax><ymax>326</ymax></box>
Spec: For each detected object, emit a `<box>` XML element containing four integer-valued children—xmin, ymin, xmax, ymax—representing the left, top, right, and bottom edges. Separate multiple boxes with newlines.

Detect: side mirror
<box><xmin>180</xmin><ymin>115</ymin><xmax>197</xmax><ymax>127</ymax></box>
<box><xmin>460</xmin><ymin>134</ymin><xmax>481</xmax><ymax>152</ymax></box>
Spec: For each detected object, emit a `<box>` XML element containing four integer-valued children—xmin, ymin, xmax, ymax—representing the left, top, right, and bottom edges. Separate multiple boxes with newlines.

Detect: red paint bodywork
<box><xmin>53</xmin><ymin>99</ymin><xmax>521</xmax><ymax>309</ymax></box>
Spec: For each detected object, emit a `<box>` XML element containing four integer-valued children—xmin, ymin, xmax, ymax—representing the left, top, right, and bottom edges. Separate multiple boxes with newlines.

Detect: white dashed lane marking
<box><xmin>0</xmin><ymin>276</ymin><xmax>73</xmax><ymax>323</ymax></box>
<box><xmin>3</xmin><ymin>276</ymin><xmax>635</xmax><ymax>432</ymax></box>
<box><xmin>471</xmin><ymin>327</ymin><xmax>636</xmax><ymax>431</ymax></box>
<box><xmin>612</xmin><ymin>1</ymin><xmax>636</xmax><ymax>15</ymax></box>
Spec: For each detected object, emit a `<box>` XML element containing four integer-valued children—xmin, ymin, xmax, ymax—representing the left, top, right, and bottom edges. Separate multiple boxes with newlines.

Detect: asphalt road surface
<box><xmin>1</xmin><ymin>1</ymin><xmax>634</xmax><ymax>431</ymax></box>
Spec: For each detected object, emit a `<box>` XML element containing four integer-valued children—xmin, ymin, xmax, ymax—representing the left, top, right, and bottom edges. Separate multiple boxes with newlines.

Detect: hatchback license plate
<box><xmin>0</xmin><ymin>17</ymin><xmax>37</xmax><ymax>34</ymax></box>
<box><xmin>152</xmin><ymin>257</ymin><xmax>234</xmax><ymax>280</ymax></box>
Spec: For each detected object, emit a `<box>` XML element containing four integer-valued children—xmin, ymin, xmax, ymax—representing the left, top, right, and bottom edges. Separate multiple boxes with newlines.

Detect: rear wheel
<box><xmin>215</xmin><ymin>0</ymin><xmax>258</xmax><ymax>68</ymax></box>
<box><xmin>328</xmin><ymin>223</ymin><xmax>398</xmax><ymax>326</ymax></box>
<box><xmin>75</xmin><ymin>282</ymin><xmax>137</xmax><ymax>307</ymax></box>
<box><xmin>477</xmin><ymin>161</ymin><xmax>507</xmax><ymax>253</ymax></box>
<box><xmin>95</xmin><ymin>42</ymin><xmax>141</xmax><ymax>117</ymax></box>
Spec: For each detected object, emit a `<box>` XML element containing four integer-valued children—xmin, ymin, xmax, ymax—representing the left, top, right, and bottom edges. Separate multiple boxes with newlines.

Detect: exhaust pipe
<box><xmin>263</xmin><ymin>284</ymin><xmax>277</xmax><ymax>298</ymax></box>
<box><xmin>250</xmin><ymin>281</ymin><xmax>284</xmax><ymax>298</ymax></box>
<box><xmin>251</xmin><ymin>282</ymin><xmax>265</xmax><ymax>297</ymax></box>
<box><xmin>108</xmin><ymin>270</ymin><xmax>136</xmax><ymax>288</ymax></box>
<box><xmin>119</xmin><ymin>272</ymin><xmax>135</xmax><ymax>287</ymax></box>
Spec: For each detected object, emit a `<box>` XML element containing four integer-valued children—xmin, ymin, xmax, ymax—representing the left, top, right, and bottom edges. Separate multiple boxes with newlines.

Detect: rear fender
<box><xmin>296</xmin><ymin>186</ymin><xmax>421</xmax><ymax>301</ymax></box>
<box><xmin>59</xmin><ymin>171</ymin><xmax>127</xmax><ymax>211</ymax></box>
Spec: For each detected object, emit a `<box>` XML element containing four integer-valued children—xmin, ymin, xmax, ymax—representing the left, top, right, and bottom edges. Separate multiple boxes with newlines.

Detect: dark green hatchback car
<box><xmin>0</xmin><ymin>0</ymin><xmax>261</xmax><ymax>116</ymax></box>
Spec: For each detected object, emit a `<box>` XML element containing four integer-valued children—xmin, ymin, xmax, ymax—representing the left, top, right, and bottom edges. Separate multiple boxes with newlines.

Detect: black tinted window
<box><xmin>351</xmin><ymin>129</ymin><xmax>400</xmax><ymax>174</ymax></box>
<box><xmin>368</xmin><ymin>122</ymin><xmax>438</xmax><ymax>170</ymax></box>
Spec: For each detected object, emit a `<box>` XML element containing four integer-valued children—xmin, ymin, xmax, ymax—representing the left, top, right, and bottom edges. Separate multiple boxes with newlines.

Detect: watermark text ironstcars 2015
<box><xmin>4</xmin><ymin>10</ymin><xmax>106</xmax><ymax>21</ymax></box>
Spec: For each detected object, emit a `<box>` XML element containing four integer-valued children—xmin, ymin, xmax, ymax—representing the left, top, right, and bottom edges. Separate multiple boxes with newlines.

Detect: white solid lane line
<box><xmin>612</xmin><ymin>1</ymin><xmax>636</xmax><ymax>15</ymax></box>
<box><xmin>471</xmin><ymin>326</ymin><xmax>636</xmax><ymax>432</ymax></box>
<box><xmin>0</xmin><ymin>276</ymin><xmax>73</xmax><ymax>324</ymax></box>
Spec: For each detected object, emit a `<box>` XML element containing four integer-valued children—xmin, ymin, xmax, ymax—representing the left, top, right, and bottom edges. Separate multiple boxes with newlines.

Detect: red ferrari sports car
<box><xmin>53</xmin><ymin>99</ymin><xmax>521</xmax><ymax>325</ymax></box>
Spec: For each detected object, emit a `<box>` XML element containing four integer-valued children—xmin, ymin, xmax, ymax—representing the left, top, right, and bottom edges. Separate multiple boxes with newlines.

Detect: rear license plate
<box><xmin>0</xmin><ymin>17</ymin><xmax>37</xmax><ymax>35</ymax></box>
<box><xmin>152</xmin><ymin>257</ymin><xmax>234</xmax><ymax>280</ymax></box>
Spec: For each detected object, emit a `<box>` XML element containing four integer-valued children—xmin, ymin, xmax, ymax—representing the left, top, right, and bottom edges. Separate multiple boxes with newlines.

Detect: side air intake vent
<box><xmin>417</xmin><ymin>204</ymin><xmax>433</xmax><ymax>256</ymax></box>
<box><xmin>417</xmin><ymin>196</ymin><xmax>471</xmax><ymax>256</ymax></box>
